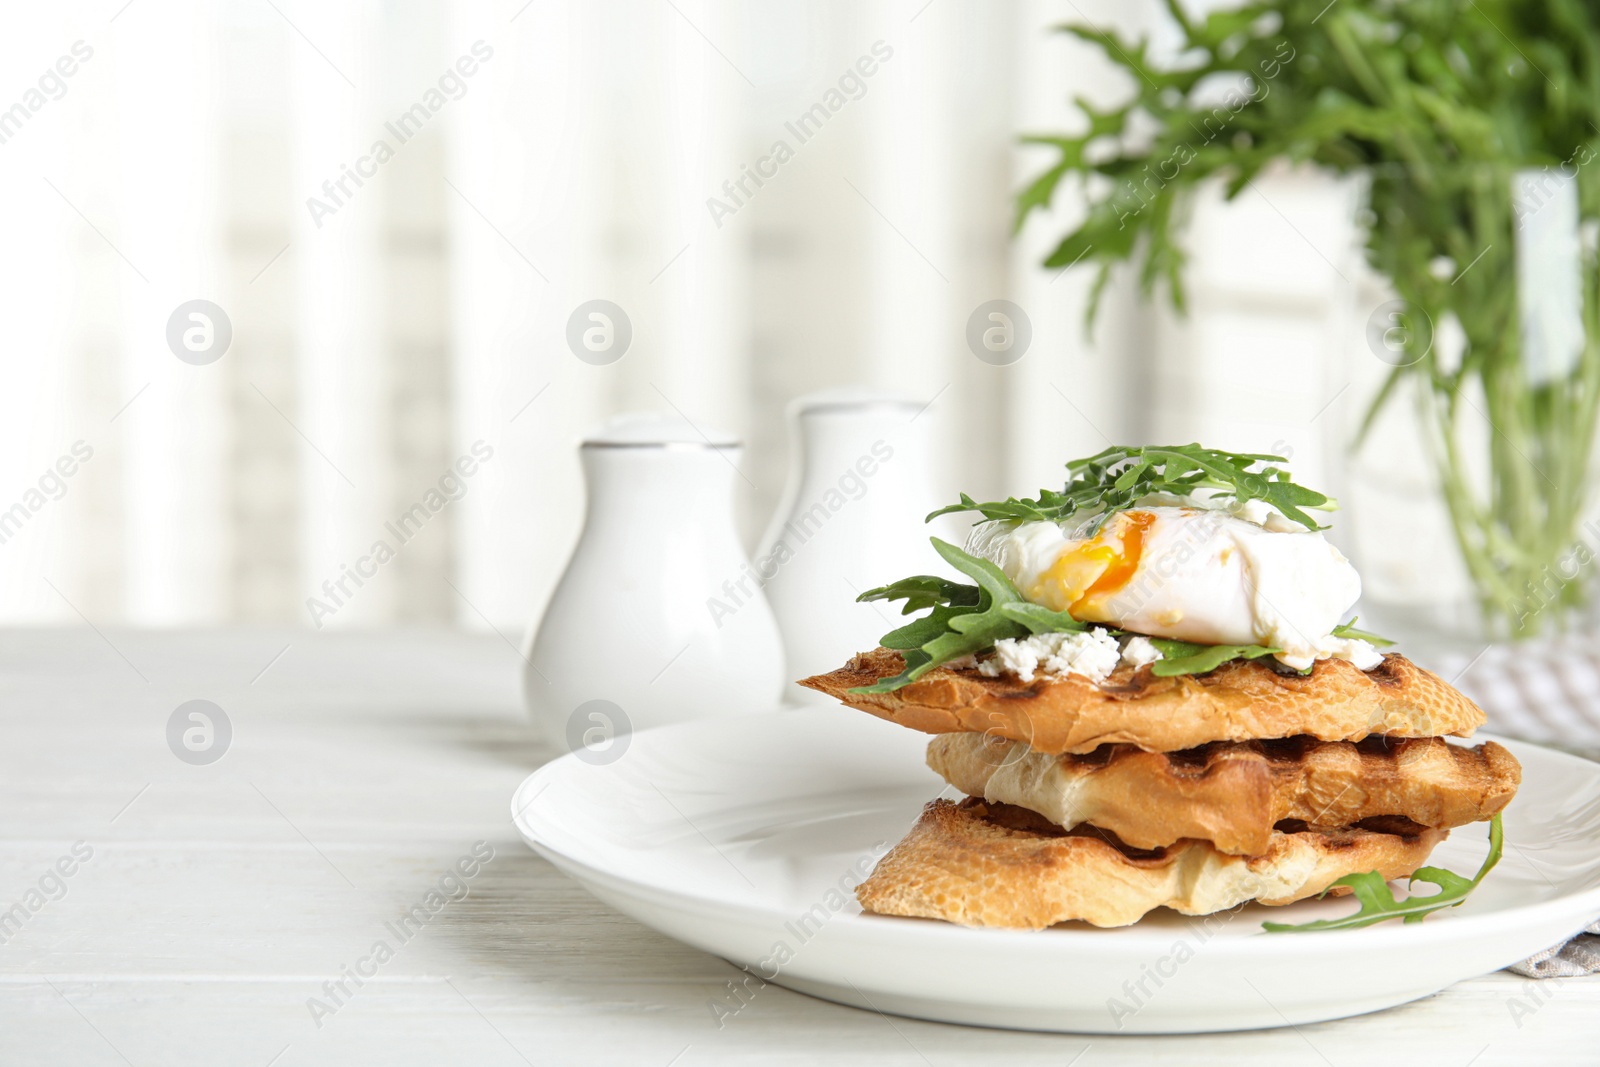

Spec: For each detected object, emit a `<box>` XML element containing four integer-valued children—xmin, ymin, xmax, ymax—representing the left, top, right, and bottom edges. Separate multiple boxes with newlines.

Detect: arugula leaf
<box><xmin>928</xmin><ymin>444</ymin><xmax>1334</xmax><ymax>533</ymax></box>
<box><xmin>850</xmin><ymin>538</ymin><xmax>1085</xmax><ymax>694</ymax></box>
<box><xmin>1331</xmin><ymin>617</ymin><xmax>1395</xmax><ymax>648</ymax></box>
<box><xmin>878</xmin><ymin>605</ymin><xmax>971</xmax><ymax>651</ymax></box>
<box><xmin>999</xmin><ymin>602</ymin><xmax>1089</xmax><ymax>635</ymax></box>
<box><xmin>857</xmin><ymin>575</ymin><xmax>980</xmax><ymax>615</ymax></box>
<box><xmin>1147</xmin><ymin>637</ymin><xmax>1280</xmax><ymax>677</ymax></box>
<box><xmin>857</xmin><ymin>574</ymin><xmax>990</xmax><ymax>651</ymax></box>
<box><xmin>1262</xmin><ymin>813</ymin><xmax>1504</xmax><ymax>933</ymax></box>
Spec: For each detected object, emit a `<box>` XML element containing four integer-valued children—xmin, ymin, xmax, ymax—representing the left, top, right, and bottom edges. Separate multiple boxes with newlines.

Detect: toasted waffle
<box><xmin>927</xmin><ymin>733</ymin><xmax>1520</xmax><ymax>856</ymax></box>
<box><xmin>855</xmin><ymin>798</ymin><xmax>1449</xmax><ymax>929</ymax></box>
<box><xmin>801</xmin><ymin>648</ymin><xmax>1484</xmax><ymax>754</ymax></box>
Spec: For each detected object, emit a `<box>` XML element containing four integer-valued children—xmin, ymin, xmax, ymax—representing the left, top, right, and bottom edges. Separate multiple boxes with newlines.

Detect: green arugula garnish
<box><xmin>859</xmin><ymin>575</ymin><xmax>980</xmax><ymax>615</ymax></box>
<box><xmin>1261</xmin><ymin>813</ymin><xmax>1504</xmax><ymax>933</ymax></box>
<box><xmin>1000</xmin><ymin>602</ymin><xmax>1090</xmax><ymax>636</ymax></box>
<box><xmin>850</xmin><ymin>543</ymin><xmax>1295</xmax><ymax>691</ymax></box>
<box><xmin>1147</xmin><ymin>638</ymin><xmax>1280</xmax><ymax>678</ymax></box>
<box><xmin>851</xmin><ymin>538</ymin><xmax>1088</xmax><ymax>694</ymax></box>
<box><xmin>928</xmin><ymin>444</ymin><xmax>1334</xmax><ymax>533</ymax></box>
<box><xmin>1331</xmin><ymin>617</ymin><xmax>1394</xmax><ymax>648</ymax></box>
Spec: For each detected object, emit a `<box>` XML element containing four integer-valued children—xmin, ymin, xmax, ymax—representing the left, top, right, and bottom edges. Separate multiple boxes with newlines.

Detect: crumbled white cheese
<box><xmin>1319</xmin><ymin>636</ymin><xmax>1384</xmax><ymax>671</ymax></box>
<box><xmin>948</xmin><ymin>630</ymin><xmax>1379</xmax><ymax>682</ymax></box>
<box><xmin>1119</xmin><ymin>635</ymin><xmax>1162</xmax><ymax>669</ymax></box>
<box><xmin>978</xmin><ymin>629</ymin><xmax>1123</xmax><ymax>684</ymax></box>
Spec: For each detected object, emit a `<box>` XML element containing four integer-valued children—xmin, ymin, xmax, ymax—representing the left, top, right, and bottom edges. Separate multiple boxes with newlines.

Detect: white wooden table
<box><xmin>1</xmin><ymin>628</ymin><xmax>1594</xmax><ymax>1066</ymax></box>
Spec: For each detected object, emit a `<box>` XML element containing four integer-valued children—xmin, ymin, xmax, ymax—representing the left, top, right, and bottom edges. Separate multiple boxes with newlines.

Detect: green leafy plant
<box><xmin>1262</xmin><ymin>812</ymin><xmax>1504</xmax><ymax>932</ymax></box>
<box><xmin>1019</xmin><ymin>0</ymin><xmax>1600</xmax><ymax>637</ymax></box>
<box><xmin>929</xmin><ymin>444</ymin><xmax>1333</xmax><ymax>532</ymax></box>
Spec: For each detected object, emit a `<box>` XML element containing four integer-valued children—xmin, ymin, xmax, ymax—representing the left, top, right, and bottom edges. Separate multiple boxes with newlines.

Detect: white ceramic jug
<box><xmin>755</xmin><ymin>389</ymin><xmax>944</xmax><ymax>704</ymax></box>
<box><xmin>524</xmin><ymin>414</ymin><xmax>786</xmax><ymax>753</ymax></box>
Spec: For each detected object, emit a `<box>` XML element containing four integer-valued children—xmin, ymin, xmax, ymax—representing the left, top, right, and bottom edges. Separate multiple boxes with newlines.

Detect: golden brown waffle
<box><xmin>927</xmin><ymin>733</ymin><xmax>1520</xmax><ymax>856</ymax></box>
<box><xmin>801</xmin><ymin>648</ymin><xmax>1484</xmax><ymax>754</ymax></box>
<box><xmin>855</xmin><ymin>798</ymin><xmax>1450</xmax><ymax>930</ymax></box>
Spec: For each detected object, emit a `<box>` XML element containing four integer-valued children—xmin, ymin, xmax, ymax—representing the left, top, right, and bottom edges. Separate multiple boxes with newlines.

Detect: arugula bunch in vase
<box><xmin>1020</xmin><ymin>0</ymin><xmax>1600</xmax><ymax>638</ymax></box>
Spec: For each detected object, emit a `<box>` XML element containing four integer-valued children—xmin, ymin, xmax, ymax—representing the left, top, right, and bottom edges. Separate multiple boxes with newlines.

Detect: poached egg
<box><xmin>966</xmin><ymin>502</ymin><xmax>1378</xmax><ymax>670</ymax></box>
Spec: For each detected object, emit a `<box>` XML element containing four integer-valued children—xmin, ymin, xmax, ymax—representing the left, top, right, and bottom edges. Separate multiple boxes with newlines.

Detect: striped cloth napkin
<box><xmin>1438</xmin><ymin>636</ymin><xmax>1600</xmax><ymax>752</ymax></box>
<box><xmin>1434</xmin><ymin>637</ymin><xmax>1600</xmax><ymax>977</ymax></box>
<box><xmin>1509</xmin><ymin>921</ymin><xmax>1600</xmax><ymax>978</ymax></box>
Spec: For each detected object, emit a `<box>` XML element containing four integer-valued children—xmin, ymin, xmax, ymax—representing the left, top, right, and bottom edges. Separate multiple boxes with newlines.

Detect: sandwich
<box><xmin>800</xmin><ymin>445</ymin><xmax>1520</xmax><ymax>930</ymax></box>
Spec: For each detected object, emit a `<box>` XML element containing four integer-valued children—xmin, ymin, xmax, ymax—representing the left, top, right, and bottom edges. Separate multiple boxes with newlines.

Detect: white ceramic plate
<box><xmin>511</xmin><ymin>708</ymin><xmax>1600</xmax><ymax>1034</ymax></box>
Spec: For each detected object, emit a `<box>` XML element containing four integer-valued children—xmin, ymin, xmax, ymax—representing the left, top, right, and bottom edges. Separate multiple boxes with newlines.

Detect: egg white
<box><xmin>966</xmin><ymin>504</ymin><xmax>1373</xmax><ymax>670</ymax></box>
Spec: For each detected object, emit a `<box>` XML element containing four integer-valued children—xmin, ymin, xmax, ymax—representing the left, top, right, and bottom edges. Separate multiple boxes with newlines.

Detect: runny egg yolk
<box><xmin>1028</xmin><ymin>511</ymin><xmax>1154</xmax><ymax>616</ymax></box>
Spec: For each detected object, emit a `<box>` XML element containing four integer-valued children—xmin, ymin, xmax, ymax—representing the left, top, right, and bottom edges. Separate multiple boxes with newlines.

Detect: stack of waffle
<box><xmin>802</xmin><ymin>647</ymin><xmax>1522</xmax><ymax>929</ymax></box>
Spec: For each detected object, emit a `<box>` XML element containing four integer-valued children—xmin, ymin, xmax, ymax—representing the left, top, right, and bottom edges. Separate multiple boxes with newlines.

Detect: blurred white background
<box><xmin>0</xmin><ymin>0</ymin><xmax>1448</xmax><ymax>633</ymax></box>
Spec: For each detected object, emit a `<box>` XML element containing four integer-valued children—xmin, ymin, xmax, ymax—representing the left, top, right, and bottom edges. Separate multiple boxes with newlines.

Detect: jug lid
<box><xmin>789</xmin><ymin>387</ymin><xmax>923</xmax><ymax>417</ymax></box>
<box><xmin>581</xmin><ymin>412</ymin><xmax>739</xmax><ymax>450</ymax></box>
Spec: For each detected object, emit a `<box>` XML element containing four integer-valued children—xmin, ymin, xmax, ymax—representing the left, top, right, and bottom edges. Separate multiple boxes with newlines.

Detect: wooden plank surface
<box><xmin>0</xmin><ymin>628</ymin><xmax>1593</xmax><ymax>1066</ymax></box>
